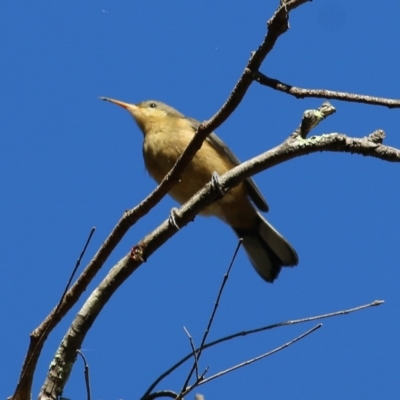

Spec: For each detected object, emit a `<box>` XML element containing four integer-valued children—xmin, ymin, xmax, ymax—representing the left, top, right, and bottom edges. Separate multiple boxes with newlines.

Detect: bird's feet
<box><xmin>210</xmin><ymin>171</ymin><xmax>225</xmax><ymax>196</ymax></box>
<box><xmin>168</xmin><ymin>207</ymin><xmax>181</xmax><ymax>230</ymax></box>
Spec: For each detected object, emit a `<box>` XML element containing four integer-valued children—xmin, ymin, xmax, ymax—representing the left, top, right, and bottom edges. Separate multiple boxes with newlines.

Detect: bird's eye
<box><xmin>149</xmin><ymin>103</ymin><xmax>157</xmax><ymax>108</ymax></box>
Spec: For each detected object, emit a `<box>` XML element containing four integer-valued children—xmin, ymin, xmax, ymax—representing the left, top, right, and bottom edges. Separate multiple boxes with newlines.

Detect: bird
<box><xmin>101</xmin><ymin>97</ymin><xmax>298</xmax><ymax>282</ymax></box>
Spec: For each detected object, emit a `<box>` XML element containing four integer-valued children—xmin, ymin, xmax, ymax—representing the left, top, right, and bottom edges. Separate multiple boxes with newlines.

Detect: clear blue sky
<box><xmin>1</xmin><ymin>1</ymin><xmax>399</xmax><ymax>399</ymax></box>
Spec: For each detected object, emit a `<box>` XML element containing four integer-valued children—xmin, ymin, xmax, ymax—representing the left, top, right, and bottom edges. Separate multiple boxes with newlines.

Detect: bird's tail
<box><xmin>233</xmin><ymin>213</ymin><xmax>298</xmax><ymax>283</ymax></box>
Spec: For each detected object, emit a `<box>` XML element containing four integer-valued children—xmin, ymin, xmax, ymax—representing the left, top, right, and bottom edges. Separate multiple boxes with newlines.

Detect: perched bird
<box><xmin>101</xmin><ymin>97</ymin><xmax>298</xmax><ymax>282</ymax></box>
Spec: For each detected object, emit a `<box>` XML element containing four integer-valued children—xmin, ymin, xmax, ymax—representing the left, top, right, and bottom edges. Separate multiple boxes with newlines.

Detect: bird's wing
<box><xmin>187</xmin><ymin>117</ymin><xmax>269</xmax><ymax>212</ymax></box>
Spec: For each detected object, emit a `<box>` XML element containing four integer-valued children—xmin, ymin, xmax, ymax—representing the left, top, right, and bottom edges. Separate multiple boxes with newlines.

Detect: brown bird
<box><xmin>101</xmin><ymin>97</ymin><xmax>298</xmax><ymax>282</ymax></box>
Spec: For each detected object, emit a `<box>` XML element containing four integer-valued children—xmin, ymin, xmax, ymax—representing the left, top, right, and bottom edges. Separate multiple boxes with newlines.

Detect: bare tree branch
<box><xmin>13</xmin><ymin>5</ymin><xmax>312</xmax><ymax>399</ymax></box>
<box><xmin>183</xmin><ymin>327</ymin><xmax>200</xmax><ymax>381</ymax></box>
<box><xmin>295</xmin><ymin>102</ymin><xmax>336</xmax><ymax>138</ymax></box>
<box><xmin>143</xmin><ymin>390</ymin><xmax>179</xmax><ymax>400</ymax></box>
<box><xmin>10</xmin><ymin>228</ymin><xmax>95</xmax><ymax>400</ymax></box>
<box><xmin>39</xmin><ymin>111</ymin><xmax>394</xmax><ymax>397</ymax></box>
<box><xmin>76</xmin><ymin>350</ymin><xmax>91</xmax><ymax>400</ymax></box>
<box><xmin>254</xmin><ymin>71</ymin><xmax>400</xmax><ymax>108</ymax></box>
<box><xmin>144</xmin><ymin>300</ymin><xmax>383</xmax><ymax>396</ymax></box>
<box><xmin>181</xmin><ymin>240</ymin><xmax>242</xmax><ymax>392</ymax></box>
<box><xmin>12</xmin><ymin>1</ymin><xmax>396</xmax><ymax>398</ymax></box>
<box><xmin>181</xmin><ymin>324</ymin><xmax>322</xmax><ymax>398</ymax></box>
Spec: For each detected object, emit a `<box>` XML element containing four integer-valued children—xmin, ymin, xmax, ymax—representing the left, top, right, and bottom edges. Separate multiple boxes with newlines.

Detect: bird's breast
<box><xmin>142</xmin><ymin>124</ymin><xmax>191</xmax><ymax>184</ymax></box>
<box><xmin>141</xmin><ymin>120</ymin><xmax>254</xmax><ymax>224</ymax></box>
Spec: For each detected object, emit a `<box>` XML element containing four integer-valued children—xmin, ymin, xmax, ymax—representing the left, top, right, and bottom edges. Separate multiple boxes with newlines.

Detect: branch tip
<box><xmin>295</xmin><ymin>102</ymin><xmax>336</xmax><ymax>138</ymax></box>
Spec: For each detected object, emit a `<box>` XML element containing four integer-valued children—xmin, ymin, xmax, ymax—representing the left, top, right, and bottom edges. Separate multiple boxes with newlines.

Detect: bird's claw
<box><xmin>169</xmin><ymin>207</ymin><xmax>181</xmax><ymax>230</ymax></box>
<box><xmin>210</xmin><ymin>171</ymin><xmax>224</xmax><ymax>196</ymax></box>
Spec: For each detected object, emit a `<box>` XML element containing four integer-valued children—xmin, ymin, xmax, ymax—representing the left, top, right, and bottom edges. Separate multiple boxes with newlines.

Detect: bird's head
<box><xmin>100</xmin><ymin>97</ymin><xmax>184</xmax><ymax>135</ymax></box>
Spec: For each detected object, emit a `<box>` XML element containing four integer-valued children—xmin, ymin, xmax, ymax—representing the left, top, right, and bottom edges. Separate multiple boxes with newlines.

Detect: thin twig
<box><xmin>181</xmin><ymin>240</ymin><xmax>242</xmax><ymax>392</ymax></box>
<box><xmin>183</xmin><ymin>327</ymin><xmax>199</xmax><ymax>380</ymax></box>
<box><xmin>14</xmin><ymin>227</ymin><xmax>95</xmax><ymax>398</ymax></box>
<box><xmin>52</xmin><ymin>227</ymin><xmax>97</xmax><ymax>314</ymax></box>
<box><xmin>181</xmin><ymin>324</ymin><xmax>322</xmax><ymax>398</ymax></box>
<box><xmin>176</xmin><ymin>367</ymin><xmax>209</xmax><ymax>400</ymax></box>
<box><xmin>254</xmin><ymin>71</ymin><xmax>400</xmax><ymax>109</ymax></box>
<box><xmin>142</xmin><ymin>300</ymin><xmax>383</xmax><ymax>397</ymax></box>
<box><xmin>143</xmin><ymin>390</ymin><xmax>179</xmax><ymax>400</ymax></box>
<box><xmin>77</xmin><ymin>350</ymin><xmax>91</xmax><ymax>400</ymax></box>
